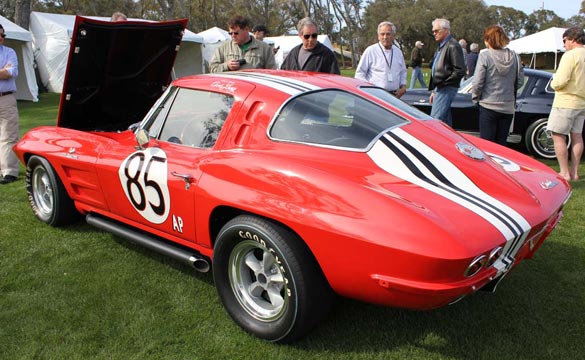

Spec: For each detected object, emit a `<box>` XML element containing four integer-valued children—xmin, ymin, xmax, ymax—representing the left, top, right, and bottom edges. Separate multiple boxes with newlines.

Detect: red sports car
<box><xmin>13</xmin><ymin>17</ymin><xmax>572</xmax><ymax>343</ymax></box>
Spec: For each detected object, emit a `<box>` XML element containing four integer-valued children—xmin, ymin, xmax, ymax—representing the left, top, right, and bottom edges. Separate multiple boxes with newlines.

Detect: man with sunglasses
<box><xmin>547</xmin><ymin>27</ymin><xmax>585</xmax><ymax>182</ymax></box>
<box><xmin>209</xmin><ymin>15</ymin><xmax>275</xmax><ymax>73</ymax></box>
<box><xmin>0</xmin><ymin>23</ymin><xmax>20</xmax><ymax>184</ymax></box>
<box><xmin>280</xmin><ymin>17</ymin><xmax>339</xmax><ymax>74</ymax></box>
<box><xmin>428</xmin><ymin>18</ymin><xmax>465</xmax><ymax>126</ymax></box>
<box><xmin>355</xmin><ymin>21</ymin><xmax>407</xmax><ymax>98</ymax></box>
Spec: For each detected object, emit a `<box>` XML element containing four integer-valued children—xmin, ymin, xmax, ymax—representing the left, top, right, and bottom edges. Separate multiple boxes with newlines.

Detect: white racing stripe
<box><xmin>367</xmin><ymin>128</ymin><xmax>531</xmax><ymax>268</ymax></box>
<box><xmin>205</xmin><ymin>72</ymin><xmax>321</xmax><ymax>96</ymax></box>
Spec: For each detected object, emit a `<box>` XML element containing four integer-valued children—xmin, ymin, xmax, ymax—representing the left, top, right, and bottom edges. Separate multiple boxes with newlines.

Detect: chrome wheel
<box><xmin>26</xmin><ymin>156</ymin><xmax>79</xmax><ymax>226</ymax></box>
<box><xmin>213</xmin><ymin>215</ymin><xmax>332</xmax><ymax>342</ymax></box>
<box><xmin>31</xmin><ymin>165</ymin><xmax>55</xmax><ymax>221</ymax></box>
<box><xmin>531</xmin><ymin>121</ymin><xmax>554</xmax><ymax>158</ymax></box>
<box><xmin>525</xmin><ymin>118</ymin><xmax>570</xmax><ymax>159</ymax></box>
<box><xmin>228</xmin><ymin>240</ymin><xmax>288</xmax><ymax>321</ymax></box>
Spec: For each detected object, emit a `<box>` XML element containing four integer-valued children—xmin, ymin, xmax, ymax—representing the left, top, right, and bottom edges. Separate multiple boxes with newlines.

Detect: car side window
<box><xmin>270</xmin><ymin>89</ymin><xmax>408</xmax><ymax>149</ymax></box>
<box><xmin>158</xmin><ymin>88</ymin><xmax>233</xmax><ymax>148</ymax></box>
<box><xmin>530</xmin><ymin>77</ymin><xmax>550</xmax><ymax>96</ymax></box>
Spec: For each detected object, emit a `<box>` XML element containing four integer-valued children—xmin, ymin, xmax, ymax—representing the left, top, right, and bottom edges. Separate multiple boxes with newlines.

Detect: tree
<box><xmin>487</xmin><ymin>5</ymin><xmax>528</xmax><ymax>39</ymax></box>
<box><xmin>15</xmin><ymin>0</ymin><xmax>32</xmax><ymax>28</ymax></box>
<box><xmin>327</xmin><ymin>0</ymin><xmax>365</xmax><ymax>67</ymax></box>
<box><xmin>525</xmin><ymin>9</ymin><xmax>568</xmax><ymax>34</ymax></box>
<box><xmin>567</xmin><ymin>0</ymin><xmax>585</xmax><ymax>28</ymax></box>
<box><xmin>1</xmin><ymin>0</ymin><xmax>16</xmax><ymax>23</ymax></box>
<box><xmin>362</xmin><ymin>0</ymin><xmax>491</xmax><ymax>62</ymax></box>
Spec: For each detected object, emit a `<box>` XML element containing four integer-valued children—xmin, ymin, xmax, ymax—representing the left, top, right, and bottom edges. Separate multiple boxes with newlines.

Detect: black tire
<box><xmin>213</xmin><ymin>215</ymin><xmax>332</xmax><ymax>343</ymax></box>
<box><xmin>525</xmin><ymin>118</ymin><xmax>570</xmax><ymax>159</ymax></box>
<box><xmin>26</xmin><ymin>156</ymin><xmax>79</xmax><ymax>226</ymax></box>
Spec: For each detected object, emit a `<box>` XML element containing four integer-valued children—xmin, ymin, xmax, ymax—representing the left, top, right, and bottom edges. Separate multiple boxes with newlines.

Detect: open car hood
<box><xmin>58</xmin><ymin>16</ymin><xmax>187</xmax><ymax>131</ymax></box>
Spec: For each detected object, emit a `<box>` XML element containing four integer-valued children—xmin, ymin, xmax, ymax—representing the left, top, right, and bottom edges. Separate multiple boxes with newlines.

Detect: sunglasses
<box><xmin>0</xmin><ymin>33</ymin><xmax>6</xmax><ymax>38</ymax></box>
<box><xmin>228</xmin><ymin>31</ymin><xmax>239</xmax><ymax>36</ymax></box>
<box><xmin>303</xmin><ymin>33</ymin><xmax>318</xmax><ymax>39</ymax></box>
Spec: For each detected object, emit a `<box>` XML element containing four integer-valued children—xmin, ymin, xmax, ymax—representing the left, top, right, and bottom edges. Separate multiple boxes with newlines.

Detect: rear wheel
<box><xmin>525</xmin><ymin>118</ymin><xmax>570</xmax><ymax>159</ymax></box>
<box><xmin>26</xmin><ymin>156</ymin><xmax>79</xmax><ymax>226</ymax></box>
<box><xmin>213</xmin><ymin>215</ymin><xmax>332</xmax><ymax>343</ymax></box>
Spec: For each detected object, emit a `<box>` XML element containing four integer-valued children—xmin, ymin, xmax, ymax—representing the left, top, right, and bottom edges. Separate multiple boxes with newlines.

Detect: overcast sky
<box><xmin>483</xmin><ymin>0</ymin><xmax>581</xmax><ymax>19</ymax></box>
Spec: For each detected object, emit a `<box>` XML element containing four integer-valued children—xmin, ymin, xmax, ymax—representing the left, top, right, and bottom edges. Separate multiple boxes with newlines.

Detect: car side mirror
<box><xmin>128</xmin><ymin>122</ymin><xmax>141</xmax><ymax>132</ymax></box>
<box><xmin>135</xmin><ymin>129</ymin><xmax>151</xmax><ymax>149</ymax></box>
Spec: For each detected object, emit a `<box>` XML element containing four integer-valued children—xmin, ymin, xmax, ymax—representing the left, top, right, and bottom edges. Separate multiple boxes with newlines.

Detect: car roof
<box><xmin>523</xmin><ymin>68</ymin><xmax>552</xmax><ymax>78</ymax></box>
<box><xmin>172</xmin><ymin>70</ymin><xmax>367</xmax><ymax>98</ymax></box>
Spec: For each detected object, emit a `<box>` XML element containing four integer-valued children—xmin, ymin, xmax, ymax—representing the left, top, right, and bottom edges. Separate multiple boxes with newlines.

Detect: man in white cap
<box><xmin>409</xmin><ymin>40</ymin><xmax>426</xmax><ymax>88</ymax></box>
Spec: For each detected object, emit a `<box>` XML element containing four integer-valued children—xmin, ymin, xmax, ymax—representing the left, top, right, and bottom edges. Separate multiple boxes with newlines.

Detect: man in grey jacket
<box><xmin>428</xmin><ymin>18</ymin><xmax>466</xmax><ymax>126</ymax></box>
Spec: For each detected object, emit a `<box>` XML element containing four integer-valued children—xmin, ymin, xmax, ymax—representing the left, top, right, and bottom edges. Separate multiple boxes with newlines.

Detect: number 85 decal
<box><xmin>118</xmin><ymin>148</ymin><xmax>171</xmax><ymax>224</ymax></box>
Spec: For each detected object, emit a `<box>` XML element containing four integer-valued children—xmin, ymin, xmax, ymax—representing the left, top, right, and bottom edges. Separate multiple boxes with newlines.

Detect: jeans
<box><xmin>479</xmin><ymin>105</ymin><xmax>513</xmax><ymax>146</ymax></box>
<box><xmin>409</xmin><ymin>66</ymin><xmax>427</xmax><ymax>89</ymax></box>
<box><xmin>430</xmin><ymin>86</ymin><xmax>458</xmax><ymax>126</ymax></box>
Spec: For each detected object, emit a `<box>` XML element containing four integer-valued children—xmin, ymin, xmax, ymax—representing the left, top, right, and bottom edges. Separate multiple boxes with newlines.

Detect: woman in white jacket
<box><xmin>472</xmin><ymin>25</ymin><xmax>524</xmax><ymax>146</ymax></box>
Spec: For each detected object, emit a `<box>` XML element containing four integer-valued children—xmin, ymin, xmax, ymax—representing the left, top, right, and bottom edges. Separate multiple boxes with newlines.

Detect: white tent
<box><xmin>265</xmin><ymin>35</ymin><xmax>333</xmax><ymax>69</ymax></box>
<box><xmin>29</xmin><ymin>12</ymin><xmax>204</xmax><ymax>93</ymax></box>
<box><xmin>173</xmin><ymin>27</ymin><xmax>205</xmax><ymax>78</ymax></box>
<box><xmin>507</xmin><ymin>27</ymin><xmax>567</xmax><ymax>70</ymax></box>
<box><xmin>197</xmin><ymin>27</ymin><xmax>230</xmax><ymax>68</ymax></box>
<box><xmin>0</xmin><ymin>15</ymin><xmax>39</xmax><ymax>101</ymax></box>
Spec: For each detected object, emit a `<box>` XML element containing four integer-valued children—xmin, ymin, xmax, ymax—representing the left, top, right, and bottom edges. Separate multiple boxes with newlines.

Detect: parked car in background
<box><xmin>13</xmin><ymin>17</ymin><xmax>572</xmax><ymax>343</ymax></box>
<box><xmin>402</xmin><ymin>68</ymin><xmax>557</xmax><ymax>158</ymax></box>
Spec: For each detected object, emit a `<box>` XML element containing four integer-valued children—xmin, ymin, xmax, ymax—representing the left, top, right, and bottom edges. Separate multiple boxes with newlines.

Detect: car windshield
<box><xmin>270</xmin><ymin>89</ymin><xmax>408</xmax><ymax>150</ymax></box>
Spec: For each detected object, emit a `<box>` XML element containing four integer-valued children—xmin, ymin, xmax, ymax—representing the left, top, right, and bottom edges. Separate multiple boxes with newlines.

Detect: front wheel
<box><xmin>26</xmin><ymin>155</ymin><xmax>79</xmax><ymax>226</ymax></box>
<box><xmin>213</xmin><ymin>215</ymin><xmax>332</xmax><ymax>343</ymax></box>
<box><xmin>525</xmin><ymin>118</ymin><xmax>570</xmax><ymax>159</ymax></box>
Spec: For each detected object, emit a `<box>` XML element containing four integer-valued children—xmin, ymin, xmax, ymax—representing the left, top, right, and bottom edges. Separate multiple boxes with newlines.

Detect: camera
<box><xmin>237</xmin><ymin>59</ymin><xmax>246</xmax><ymax>65</ymax></box>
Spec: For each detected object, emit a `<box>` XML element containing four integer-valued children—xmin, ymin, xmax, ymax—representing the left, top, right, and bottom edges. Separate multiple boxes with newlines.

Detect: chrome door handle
<box><xmin>171</xmin><ymin>171</ymin><xmax>194</xmax><ymax>189</ymax></box>
<box><xmin>171</xmin><ymin>171</ymin><xmax>193</xmax><ymax>182</ymax></box>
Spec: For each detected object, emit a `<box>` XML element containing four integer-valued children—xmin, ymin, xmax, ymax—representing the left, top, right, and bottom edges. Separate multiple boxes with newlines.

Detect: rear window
<box><xmin>269</xmin><ymin>89</ymin><xmax>408</xmax><ymax>150</ymax></box>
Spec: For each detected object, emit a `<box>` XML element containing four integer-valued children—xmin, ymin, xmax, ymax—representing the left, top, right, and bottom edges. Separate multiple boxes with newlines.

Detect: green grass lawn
<box><xmin>1</xmin><ymin>93</ymin><xmax>584</xmax><ymax>359</ymax></box>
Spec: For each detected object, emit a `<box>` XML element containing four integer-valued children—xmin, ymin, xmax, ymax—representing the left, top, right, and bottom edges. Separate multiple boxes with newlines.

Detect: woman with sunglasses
<box><xmin>280</xmin><ymin>17</ymin><xmax>339</xmax><ymax>74</ymax></box>
<box><xmin>0</xmin><ymin>23</ymin><xmax>20</xmax><ymax>185</ymax></box>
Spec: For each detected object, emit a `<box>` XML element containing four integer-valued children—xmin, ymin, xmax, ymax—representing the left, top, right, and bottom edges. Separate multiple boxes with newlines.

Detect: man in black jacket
<box><xmin>428</xmin><ymin>18</ymin><xmax>465</xmax><ymax>126</ymax></box>
<box><xmin>409</xmin><ymin>41</ymin><xmax>426</xmax><ymax>89</ymax></box>
<box><xmin>281</xmin><ymin>18</ymin><xmax>340</xmax><ymax>74</ymax></box>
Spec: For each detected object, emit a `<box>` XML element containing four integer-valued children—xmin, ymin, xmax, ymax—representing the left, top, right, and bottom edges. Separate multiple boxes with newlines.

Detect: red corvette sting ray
<box><xmin>13</xmin><ymin>17</ymin><xmax>572</xmax><ymax>343</ymax></box>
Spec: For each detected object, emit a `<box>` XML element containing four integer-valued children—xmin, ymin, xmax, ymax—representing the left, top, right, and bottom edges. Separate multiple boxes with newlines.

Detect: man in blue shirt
<box><xmin>428</xmin><ymin>18</ymin><xmax>465</xmax><ymax>126</ymax></box>
<box><xmin>0</xmin><ymin>23</ymin><xmax>19</xmax><ymax>184</ymax></box>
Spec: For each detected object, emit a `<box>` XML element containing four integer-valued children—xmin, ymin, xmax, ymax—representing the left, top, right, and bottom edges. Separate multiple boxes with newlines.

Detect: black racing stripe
<box><xmin>228</xmin><ymin>72</ymin><xmax>313</xmax><ymax>92</ymax></box>
<box><xmin>386</xmin><ymin>132</ymin><xmax>525</xmax><ymax>236</ymax></box>
<box><xmin>380</xmin><ymin>134</ymin><xmax>522</xmax><ymax>238</ymax></box>
<box><xmin>506</xmin><ymin>234</ymin><xmax>526</xmax><ymax>259</ymax></box>
<box><xmin>379</xmin><ymin>135</ymin><xmax>521</xmax><ymax>236</ymax></box>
